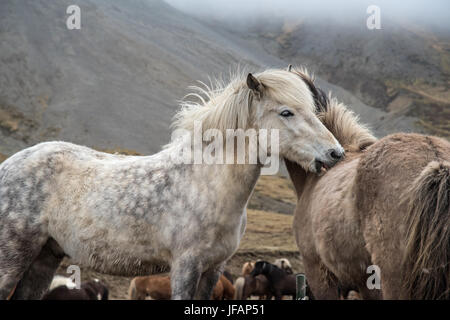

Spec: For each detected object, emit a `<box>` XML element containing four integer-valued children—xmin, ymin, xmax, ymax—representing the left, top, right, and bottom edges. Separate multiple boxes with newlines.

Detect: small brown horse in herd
<box><xmin>234</xmin><ymin>274</ymin><xmax>273</xmax><ymax>300</ymax></box>
<box><xmin>128</xmin><ymin>274</ymin><xmax>234</xmax><ymax>300</ymax></box>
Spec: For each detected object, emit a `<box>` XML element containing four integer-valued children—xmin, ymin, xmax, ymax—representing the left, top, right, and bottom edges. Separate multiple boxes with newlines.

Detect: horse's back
<box><xmin>0</xmin><ymin>140</ymin><xmax>145</xmax><ymax>223</ymax></box>
<box><xmin>355</xmin><ymin>133</ymin><xmax>450</xmax><ymax>297</ymax></box>
<box><xmin>1</xmin><ymin>141</ymin><xmax>105</xmax><ymax>167</ymax></box>
<box><xmin>356</xmin><ymin>132</ymin><xmax>450</xmax><ymax>227</ymax></box>
<box><xmin>0</xmin><ymin>142</ymin><xmax>83</xmax><ymax>242</ymax></box>
<box><xmin>1</xmin><ymin>140</ymin><xmax>148</xmax><ymax>171</ymax></box>
<box><xmin>0</xmin><ymin>141</ymin><xmax>174</xmax><ymax>276</ymax></box>
<box><xmin>146</xmin><ymin>275</ymin><xmax>172</xmax><ymax>300</ymax></box>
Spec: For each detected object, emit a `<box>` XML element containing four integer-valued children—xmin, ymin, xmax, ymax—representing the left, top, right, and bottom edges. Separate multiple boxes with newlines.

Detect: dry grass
<box><xmin>0</xmin><ymin>153</ymin><xmax>8</xmax><ymax>163</ymax></box>
<box><xmin>417</xmin><ymin>119</ymin><xmax>450</xmax><ymax>137</ymax></box>
<box><xmin>0</xmin><ymin>103</ymin><xmax>37</xmax><ymax>142</ymax></box>
<box><xmin>384</xmin><ymin>79</ymin><xmax>450</xmax><ymax>138</ymax></box>
<box><xmin>253</xmin><ymin>175</ymin><xmax>297</xmax><ymax>205</ymax></box>
<box><xmin>0</xmin><ymin>109</ymin><xmax>21</xmax><ymax>132</ymax></box>
<box><xmin>238</xmin><ymin>209</ymin><xmax>296</xmax><ymax>253</ymax></box>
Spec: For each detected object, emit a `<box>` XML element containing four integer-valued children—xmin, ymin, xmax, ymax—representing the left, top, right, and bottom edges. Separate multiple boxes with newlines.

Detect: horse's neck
<box><xmin>164</xmin><ymin>136</ymin><xmax>262</xmax><ymax>207</ymax></box>
<box><xmin>182</xmin><ymin>137</ymin><xmax>262</xmax><ymax>192</ymax></box>
<box><xmin>219</xmin><ymin>164</ymin><xmax>261</xmax><ymax>201</ymax></box>
<box><xmin>284</xmin><ymin>159</ymin><xmax>308</xmax><ymax>198</ymax></box>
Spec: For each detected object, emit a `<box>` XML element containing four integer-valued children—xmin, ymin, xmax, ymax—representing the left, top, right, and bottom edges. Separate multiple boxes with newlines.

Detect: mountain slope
<box><xmin>237</xmin><ymin>16</ymin><xmax>450</xmax><ymax>137</ymax></box>
<box><xmin>0</xmin><ymin>0</ymin><xmax>255</xmax><ymax>156</ymax></box>
<box><xmin>0</xmin><ymin>0</ymin><xmax>422</xmax><ymax>159</ymax></box>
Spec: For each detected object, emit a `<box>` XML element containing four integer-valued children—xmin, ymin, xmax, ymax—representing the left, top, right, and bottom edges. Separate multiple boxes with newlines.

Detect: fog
<box><xmin>166</xmin><ymin>0</ymin><xmax>450</xmax><ymax>30</ymax></box>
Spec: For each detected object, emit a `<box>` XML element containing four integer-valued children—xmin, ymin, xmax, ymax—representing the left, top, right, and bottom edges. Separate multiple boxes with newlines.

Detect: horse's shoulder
<box><xmin>354</xmin><ymin>132</ymin><xmax>449</xmax><ymax>213</ymax></box>
<box><xmin>359</xmin><ymin>133</ymin><xmax>449</xmax><ymax>173</ymax></box>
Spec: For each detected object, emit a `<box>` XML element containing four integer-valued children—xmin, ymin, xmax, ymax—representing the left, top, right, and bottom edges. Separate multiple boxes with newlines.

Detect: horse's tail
<box><xmin>234</xmin><ymin>277</ymin><xmax>245</xmax><ymax>300</ymax></box>
<box><xmin>403</xmin><ymin>161</ymin><xmax>450</xmax><ymax>299</ymax></box>
<box><xmin>128</xmin><ymin>277</ymin><xmax>137</xmax><ymax>300</ymax></box>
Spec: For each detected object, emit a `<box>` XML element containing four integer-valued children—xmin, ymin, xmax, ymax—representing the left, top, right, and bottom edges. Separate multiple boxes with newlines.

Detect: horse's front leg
<box><xmin>303</xmin><ymin>258</ymin><xmax>340</xmax><ymax>300</ymax></box>
<box><xmin>273</xmin><ymin>291</ymin><xmax>283</xmax><ymax>300</ymax></box>
<box><xmin>195</xmin><ymin>264</ymin><xmax>224</xmax><ymax>300</ymax></box>
<box><xmin>170</xmin><ymin>255</ymin><xmax>203</xmax><ymax>300</ymax></box>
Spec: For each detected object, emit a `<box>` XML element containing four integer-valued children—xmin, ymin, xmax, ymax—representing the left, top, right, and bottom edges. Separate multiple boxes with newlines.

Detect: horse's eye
<box><xmin>280</xmin><ymin>110</ymin><xmax>294</xmax><ymax>117</ymax></box>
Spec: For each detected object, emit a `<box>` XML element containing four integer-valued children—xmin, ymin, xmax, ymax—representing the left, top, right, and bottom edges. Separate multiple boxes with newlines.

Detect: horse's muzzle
<box><xmin>314</xmin><ymin>148</ymin><xmax>345</xmax><ymax>174</ymax></box>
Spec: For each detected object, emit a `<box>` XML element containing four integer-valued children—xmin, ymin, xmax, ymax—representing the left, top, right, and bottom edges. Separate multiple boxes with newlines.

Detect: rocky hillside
<box><xmin>0</xmin><ymin>0</ymin><xmax>258</xmax><ymax>156</ymax></box>
<box><xmin>234</xmin><ymin>16</ymin><xmax>450</xmax><ymax>138</ymax></box>
<box><xmin>0</xmin><ymin>0</ymin><xmax>423</xmax><ymax>161</ymax></box>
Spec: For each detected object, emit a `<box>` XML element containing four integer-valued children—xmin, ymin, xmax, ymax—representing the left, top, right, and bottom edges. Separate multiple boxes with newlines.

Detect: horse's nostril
<box><xmin>328</xmin><ymin>149</ymin><xmax>343</xmax><ymax>160</ymax></box>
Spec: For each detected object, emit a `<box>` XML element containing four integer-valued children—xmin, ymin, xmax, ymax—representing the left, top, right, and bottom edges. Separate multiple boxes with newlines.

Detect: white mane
<box><xmin>170</xmin><ymin>68</ymin><xmax>316</xmax><ymax>134</ymax></box>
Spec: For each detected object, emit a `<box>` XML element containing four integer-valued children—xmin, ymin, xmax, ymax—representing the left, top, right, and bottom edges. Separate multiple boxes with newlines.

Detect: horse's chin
<box><xmin>308</xmin><ymin>161</ymin><xmax>327</xmax><ymax>176</ymax></box>
<box><xmin>284</xmin><ymin>157</ymin><xmax>328</xmax><ymax>176</ymax></box>
<box><xmin>283</xmin><ymin>157</ymin><xmax>314</xmax><ymax>174</ymax></box>
<box><xmin>313</xmin><ymin>162</ymin><xmax>329</xmax><ymax>176</ymax></box>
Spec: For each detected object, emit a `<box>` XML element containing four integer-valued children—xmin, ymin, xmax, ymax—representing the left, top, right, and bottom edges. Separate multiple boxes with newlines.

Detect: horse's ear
<box><xmin>287</xmin><ymin>64</ymin><xmax>293</xmax><ymax>72</ymax></box>
<box><xmin>247</xmin><ymin>73</ymin><xmax>263</xmax><ymax>99</ymax></box>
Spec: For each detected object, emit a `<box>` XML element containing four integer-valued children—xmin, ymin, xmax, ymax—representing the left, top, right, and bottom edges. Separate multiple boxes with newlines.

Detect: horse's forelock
<box><xmin>288</xmin><ymin>66</ymin><xmax>329</xmax><ymax>113</ymax></box>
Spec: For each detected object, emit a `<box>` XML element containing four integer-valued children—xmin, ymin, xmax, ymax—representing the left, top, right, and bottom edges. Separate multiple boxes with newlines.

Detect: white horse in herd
<box><xmin>0</xmin><ymin>68</ymin><xmax>343</xmax><ymax>299</ymax></box>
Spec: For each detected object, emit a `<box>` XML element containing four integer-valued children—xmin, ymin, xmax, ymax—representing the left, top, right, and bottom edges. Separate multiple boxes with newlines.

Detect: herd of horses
<box><xmin>39</xmin><ymin>258</ymin><xmax>309</xmax><ymax>300</ymax></box>
<box><xmin>235</xmin><ymin>259</ymin><xmax>298</xmax><ymax>300</ymax></box>
<box><xmin>38</xmin><ymin>258</ymin><xmax>362</xmax><ymax>300</ymax></box>
<box><xmin>0</xmin><ymin>66</ymin><xmax>448</xmax><ymax>300</ymax></box>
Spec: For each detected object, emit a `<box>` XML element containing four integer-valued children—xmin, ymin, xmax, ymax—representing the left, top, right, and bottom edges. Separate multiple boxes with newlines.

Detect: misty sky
<box><xmin>166</xmin><ymin>0</ymin><xmax>450</xmax><ymax>29</ymax></box>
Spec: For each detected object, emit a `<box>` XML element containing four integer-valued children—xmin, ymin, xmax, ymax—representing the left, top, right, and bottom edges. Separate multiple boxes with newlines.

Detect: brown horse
<box><xmin>217</xmin><ymin>274</ymin><xmax>235</xmax><ymax>300</ymax></box>
<box><xmin>128</xmin><ymin>274</ymin><xmax>234</xmax><ymax>300</ymax></box>
<box><xmin>286</xmin><ymin>68</ymin><xmax>450</xmax><ymax>300</ymax></box>
<box><xmin>234</xmin><ymin>275</ymin><xmax>273</xmax><ymax>300</ymax></box>
<box><xmin>250</xmin><ymin>261</ymin><xmax>296</xmax><ymax>300</ymax></box>
<box><xmin>128</xmin><ymin>275</ymin><xmax>171</xmax><ymax>300</ymax></box>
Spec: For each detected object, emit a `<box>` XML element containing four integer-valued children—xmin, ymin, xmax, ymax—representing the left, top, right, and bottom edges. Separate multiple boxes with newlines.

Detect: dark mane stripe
<box><xmin>289</xmin><ymin>67</ymin><xmax>329</xmax><ymax>113</ymax></box>
<box><xmin>299</xmin><ymin>74</ymin><xmax>329</xmax><ymax>113</ymax></box>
